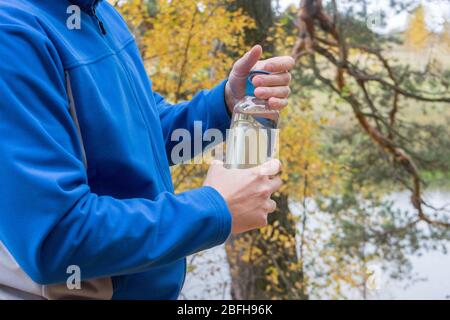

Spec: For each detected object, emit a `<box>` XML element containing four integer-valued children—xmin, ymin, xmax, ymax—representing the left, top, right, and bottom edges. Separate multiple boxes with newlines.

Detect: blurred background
<box><xmin>111</xmin><ymin>0</ymin><xmax>450</xmax><ymax>300</ymax></box>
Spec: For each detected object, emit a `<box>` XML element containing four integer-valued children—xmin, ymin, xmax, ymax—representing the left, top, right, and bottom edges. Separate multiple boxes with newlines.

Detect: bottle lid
<box><xmin>246</xmin><ymin>70</ymin><xmax>272</xmax><ymax>96</ymax></box>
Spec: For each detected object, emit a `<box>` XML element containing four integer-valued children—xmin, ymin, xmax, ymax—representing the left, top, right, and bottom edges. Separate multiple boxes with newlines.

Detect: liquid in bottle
<box><xmin>226</xmin><ymin>71</ymin><xmax>280</xmax><ymax>169</ymax></box>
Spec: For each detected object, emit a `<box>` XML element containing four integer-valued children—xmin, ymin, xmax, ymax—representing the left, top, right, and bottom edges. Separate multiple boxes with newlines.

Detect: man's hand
<box><xmin>204</xmin><ymin>159</ymin><xmax>282</xmax><ymax>234</ymax></box>
<box><xmin>225</xmin><ymin>45</ymin><xmax>295</xmax><ymax>113</ymax></box>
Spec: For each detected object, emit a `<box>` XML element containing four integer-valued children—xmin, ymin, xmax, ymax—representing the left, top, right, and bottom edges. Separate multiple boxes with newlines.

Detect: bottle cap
<box><xmin>246</xmin><ymin>70</ymin><xmax>272</xmax><ymax>96</ymax></box>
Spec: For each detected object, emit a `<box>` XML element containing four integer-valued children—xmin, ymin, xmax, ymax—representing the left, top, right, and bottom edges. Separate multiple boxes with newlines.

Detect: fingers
<box><xmin>259</xmin><ymin>56</ymin><xmax>295</xmax><ymax>73</ymax></box>
<box><xmin>257</xmin><ymin>176</ymin><xmax>282</xmax><ymax>200</ymax></box>
<box><xmin>267</xmin><ymin>176</ymin><xmax>283</xmax><ymax>194</ymax></box>
<box><xmin>256</xmin><ymin>211</ymin><xmax>269</xmax><ymax>228</ymax></box>
<box><xmin>252</xmin><ymin>72</ymin><xmax>291</xmax><ymax>87</ymax></box>
<box><xmin>254</xmin><ymin>86</ymin><xmax>291</xmax><ymax>100</ymax></box>
<box><xmin>232</xmin><ymin>45</ymin><xmax>263</xmax><ymax>78</ymax></box>
<box><xmin>265</xmin><ymin>199</ymin><xmax>278</xmax><ymax>214</ymax></box>
<box><xmin>254</xmin><ymin>159</ymin><xmax>282</xmax><ymax>176</ymax></box>
<box><xmin>255</xmin><ymin>200</ymin><xmax>277</xmax><ymax>229</ymax></box>
<box><xmin>252</xmin><ymin>73</ymin><xmax>292</xmax><ymax>104</ymax></box>
<box><xmin>256</xmin><ymin>176</ymin><xmax>282</xmax><ymax>199</ymax></box>
<box><xmin>268</xmin><ymin>97</ymin><xmax>289</xmax><ymax>110</ymax></box>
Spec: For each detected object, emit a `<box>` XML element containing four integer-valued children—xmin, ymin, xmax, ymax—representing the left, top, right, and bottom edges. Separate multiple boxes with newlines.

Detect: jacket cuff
<box><xmin>205</xmin><ymin>80</ymin><xmax>232</xmax><ymax>135</ymax></box>
<box><xmin>198</xmin><ymin>186</ymin><xmax>232</xmax><ymax>246</ymax></box>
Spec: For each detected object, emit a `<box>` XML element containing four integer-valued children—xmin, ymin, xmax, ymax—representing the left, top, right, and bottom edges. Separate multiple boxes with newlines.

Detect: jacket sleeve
<box><xmin>0</xmin><ymin>25</ymin><xmax>231</xmax><ymax>285</ymax></box>
<box><xmin>154</xmin><ymin>81</ymin><xmax>232</xmax><ymax>165</ymax></box>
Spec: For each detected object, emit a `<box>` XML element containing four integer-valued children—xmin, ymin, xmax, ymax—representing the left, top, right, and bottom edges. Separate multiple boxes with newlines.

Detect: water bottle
<box><xmin>226</xmin><ymin>71</ymin><xmax>280</xmax><ymax>169</ymax></box>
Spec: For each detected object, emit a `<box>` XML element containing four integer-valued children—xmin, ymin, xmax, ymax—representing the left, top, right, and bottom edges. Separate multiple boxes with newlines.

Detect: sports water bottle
<box><xmin>226</xmin><ymin>71</ymin><xmax>280</xmax><ymax>169</ymax></box>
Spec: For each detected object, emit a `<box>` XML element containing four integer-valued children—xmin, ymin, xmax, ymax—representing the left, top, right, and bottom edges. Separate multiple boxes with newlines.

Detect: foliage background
<box><xmin>113</xmin><ymin>0</ymin><xmax>450</xmax><ymax>299</ymax></box>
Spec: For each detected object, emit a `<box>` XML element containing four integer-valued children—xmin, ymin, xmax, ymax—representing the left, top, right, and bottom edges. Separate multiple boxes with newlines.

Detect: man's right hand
<box><xmin>204</xmin><ymin>159</ymin><xmax>283</xmax><ymax>234</ymax></box>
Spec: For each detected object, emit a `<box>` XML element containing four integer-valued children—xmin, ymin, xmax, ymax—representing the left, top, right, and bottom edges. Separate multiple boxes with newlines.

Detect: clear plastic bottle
<box><xmin>226</xmin><ymin>71</ymin><xmax>280</xmax><ymax>169</ymax></box>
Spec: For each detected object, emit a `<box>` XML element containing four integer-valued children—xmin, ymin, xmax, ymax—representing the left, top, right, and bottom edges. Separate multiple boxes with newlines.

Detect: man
<box><xmin>0</xmin><ymin>0</ymin><xmax>293</xmax><ymax>300</ymax></box>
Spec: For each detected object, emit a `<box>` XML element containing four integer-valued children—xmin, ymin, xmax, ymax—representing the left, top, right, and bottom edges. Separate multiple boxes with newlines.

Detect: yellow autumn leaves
<box><xmin>117</xmin><ymin>0</ymin><xmax>253</xmax><ymax>102</ymax></box>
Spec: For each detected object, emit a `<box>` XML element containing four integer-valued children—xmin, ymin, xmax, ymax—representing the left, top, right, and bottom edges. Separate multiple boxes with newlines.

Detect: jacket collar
<box><xmin>69</xmin><ymin>0</ymin><xmax>102</xmax><ymax>15</ymax></box>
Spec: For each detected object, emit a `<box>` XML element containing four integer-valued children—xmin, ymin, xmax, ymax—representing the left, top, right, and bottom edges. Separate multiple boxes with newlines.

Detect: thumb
<box><xmin>232</xmin><ymin>45</ymin><xmax>263</xmax><ymax>77</ymax></box>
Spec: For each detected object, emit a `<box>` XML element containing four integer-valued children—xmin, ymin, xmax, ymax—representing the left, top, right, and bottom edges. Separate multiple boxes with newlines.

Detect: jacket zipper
<box><xmin>89</xmin><ymin>11</ymin><xmax>173</xmax><ymax>191</ymax></box>
<box><xmin>93</xmin><ymin>7</ymin><xmax>107</xmax><ymax>35</ymax></box>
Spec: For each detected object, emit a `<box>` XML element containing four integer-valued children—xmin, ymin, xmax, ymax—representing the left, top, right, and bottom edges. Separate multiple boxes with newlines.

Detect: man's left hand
<box><xmin>225</xmin><ymin>45</ymin><xmax>295</xmax><ymax>114</ymax></box>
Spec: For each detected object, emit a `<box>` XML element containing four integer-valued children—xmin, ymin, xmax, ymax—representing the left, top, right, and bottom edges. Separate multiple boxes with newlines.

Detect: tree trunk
<box><xmin>226</xmin><ymin>193</ymin><xmax>307</xmax><ymax>300</ymax></box>
<box><xmin>227</xmin><ymin>0</ymin><xmax>275</xmax><ymax>53</ymax></box>
<box><xmin>224</xmin><ymin>0</ymin><xmax>305</xmax><ymax>300</ymax></box>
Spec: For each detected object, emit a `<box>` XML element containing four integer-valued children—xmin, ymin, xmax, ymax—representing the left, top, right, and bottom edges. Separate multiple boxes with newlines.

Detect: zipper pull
<box><xmin>93</xmin><ymin>7</ymin><xmax>107</xmax><ymax>35</ymax></box>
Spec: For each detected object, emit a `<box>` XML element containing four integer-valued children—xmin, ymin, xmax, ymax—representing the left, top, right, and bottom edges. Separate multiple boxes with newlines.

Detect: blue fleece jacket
<box><xmin>0</xmin><ymin>0</ymin><xmax>232</xmax><ymax>299</ymax></box>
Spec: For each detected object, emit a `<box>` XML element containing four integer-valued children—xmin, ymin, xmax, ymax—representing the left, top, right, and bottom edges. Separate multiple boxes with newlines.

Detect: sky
<box><xmin>278</xmin><ymin>0</ymin><xmax>450</xmax><ymax>33</ymax></box>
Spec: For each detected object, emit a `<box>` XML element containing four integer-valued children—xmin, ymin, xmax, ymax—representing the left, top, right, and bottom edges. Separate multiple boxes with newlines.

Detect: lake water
<box><xmin>181</xmin><ymin>190</ymin><xmax>450</xmax><ymax>300</ymax></box>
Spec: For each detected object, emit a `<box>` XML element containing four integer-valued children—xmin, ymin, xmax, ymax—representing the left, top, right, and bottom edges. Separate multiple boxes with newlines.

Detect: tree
<box><xmin>287</xmin><ymin>0</ymin><xmax>450</xmax><ymax>298</ymax></box>
<box><xmin>227</xmin><ymin>0</ymin><xmax>276</xmax><ymax>53</ymax></box>
<box><xmin>221</xmin><ymin>0</ymin><xmax>313</xmax><ymax>300</ymax></box>
<box><xmin>404</xmin><ymin>5</ymin><xmax>429</xmax><ymax>50</ymax></box>
<box><xmin>116</xmin><ymin>0</ymin><xmax>252</xmax><ymax>102</ymax></box>
<box><xmin>292</xmin><ymin>0</ymin><xmax>450</xmax><ymax>225</ymax></box>
<box><xmin>226</xmin><ymin>110</ymin><xmax>338</xmax><ymax>299</ymax></box>
<box><xmin>116</xmin><ymin>0</ymin><xmax>450</xmax><ymax>300</ymax></box>
<box><xmin>117</xmin><ymin>0</ymin><xmax>338</xmax><ymax>300</ymax></box>
<box><xmin>442</xmin><ymin>21</ymin><xmax>450</xmax><ymax>50</ymax></box>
